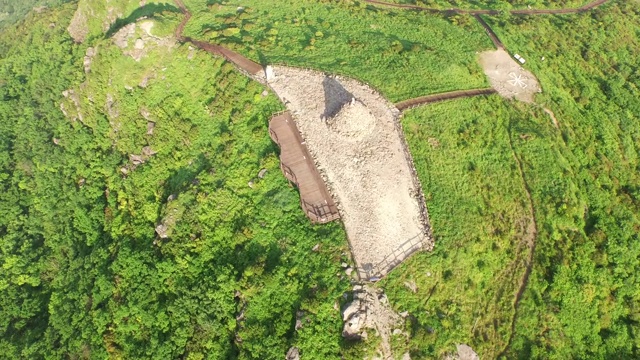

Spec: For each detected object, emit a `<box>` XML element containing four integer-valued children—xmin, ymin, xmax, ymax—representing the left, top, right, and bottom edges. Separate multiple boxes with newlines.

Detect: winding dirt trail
<box><xmin>395</xmin><ymin>88</ymin><xmax>496</xmax><ymax>110</ymax></box>
<box><xmin>496</xmin><ymin>126</ymin><xmax>539</xmax><ymax>358</ymax></box>
<box><xmin>174</xmin><ymin>0</ymin><xmax>263</xmax><ymax>75</ymax></box>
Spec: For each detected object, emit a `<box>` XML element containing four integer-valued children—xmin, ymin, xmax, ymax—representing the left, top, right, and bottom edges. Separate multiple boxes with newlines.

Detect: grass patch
<box><xmin>382</xmin><ymin>95</ymin><xmax>535</xmax><ymax>358</ymax></box>
<box><xmin>182</xmin><ymin>0</ymin><xmax>492</xmax><ymax>101</ymax></box>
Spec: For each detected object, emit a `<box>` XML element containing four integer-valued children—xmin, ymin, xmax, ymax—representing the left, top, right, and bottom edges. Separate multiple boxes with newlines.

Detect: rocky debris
<box><xmin>392</xmin><ymin>329</ymin><xmax>403</xmax><ymax>336</ymax></box>
<box><xmin>113</xmin><ymin>23</ymin><xmax>136</xmax><ymax>49</ymax></box>
<box><xmin>139</xmin><ymin>75</ymin><xmax>151</xmax><ymax>88</ymax></box>
<box><xmin>139</xmin><ymin>21</ymin><xmax>156</xmax><ymax>38</ymax></box>
<box><xmin>83</xmin><ymin>47</ymin><xmax>96</xmax><ymax>73</ymax></box>
<box><xmin>404</xmin><ymin>280</ymin><xmax>417</xmax><ymax>293</ymax></box>
<box><xmin>341</xmin><ymin>284</ymin><xmax>402</xmax><ymax>359</ymax></box>
<box><xmin>399</xmin><ymin>311</ymin><xmax>409</xmax><ymax>318</ymax></box>
<box><xmin>261</xmin><ymin>90</ymin><xmax>269</xmax><ymax>97</ymax></box>
<box><xmin>105</xmin><ymin>93</ymin><xmax>119</xmax><ymax>119</ymax></box>
<box><xmin>103</xmin><ymin>6</ymin><xmax>123</xmax><ymax>33</ymax></box>
<box><xmin>312</xmin><ymin>243</ymin><xmax>320</xmax><ymax>252</ymax></box>
<box><xmin>341</xmin><ymin>262</ymin><xmax>349</xmax><ymax>268</ymax></box>
<box><xmin>126</xmin><ymin>146</ymin><xmax>157</xmax><ymax>171</ymax></box>
<box><xmin>52</xmin><ymin>138</ymin><xmax>60</xmax><ymax>145</ymax></box>
<box><xmin>120</xmin><ymin>167</ymin><xmax>129</xmax><ymax>175</ymax></box>
<box><xmin>33</xmin><ymin>6</ymin><xmax>47</xmax><ymax>13</ymax></box>
<box><xmin>167</xmin><ymin>194</ymin><xmax>176</xmax><ymax>202</ymax></box>
<box><xmin>130</xmin><ymin>154</ymin><xmax>145</xmax><ymax>165</ymax></box>
<box><xmin>402</xmin><ymin>353</ymin><xmax>411</xmax><ymax>360</ymax></box>
<box><xmin>155</xmin><ymin>224</ymin><xmax>169</xmax><ymax>239</ymax></box>
<box><xmin>142</xmin><ymin>146</ymin><xmax>157</xmax><ymax>157</ymax></box>
<box><xmin>67</xmin><ymin>6</ymin><xmax>89</xmax><ymax>43</ymax></box>
<box><xmin>248</xmin><ymin>181</ymin><xmax>254</xmax><ymax>188</ymax></box>
<box><xmin>457</xmin><ymin>344</ymin><xmax>480</xmax><ymax>360</ymax></box>
<box><xmin>113</xmin><ymin>21</ymin><xmax>176</xmax><ymax>62</ymax></box>
<box><xmin>60</xmin><ymin>89</ymin><xmax>83</xmax><ymax>122</ymax></box>
<box><xmin>444</xmin><ymin>344</ymin><xmax>480</xmax><ymax>360</ymax></box>
<box><xmin>345</xmin><ymin>267</ymin><xmax>353</xmax><ymax>276</ymax></box>
<box><xmin>258</xmin><ymin>168</ymin><xmax>268</xmax><ymax>178</ymax></box>
<box><xmin>286</xmin><ymin>347</ymin><xmax>300</xmax><ymax>360</ymax></box>
<box><xmin>295</xmin><ymin>311</ymin><xmax>304</xmax><ymax>330</ymax></box>
<box><xmin>140</xmin><ymin>108</ymin><xmax>151</xmax><ymax>120</ymax></box>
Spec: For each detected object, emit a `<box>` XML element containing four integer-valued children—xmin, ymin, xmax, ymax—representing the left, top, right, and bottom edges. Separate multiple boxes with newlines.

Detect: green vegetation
<box><xmin>375</xmin><ymin>0</ymin><xmax>591</xmax><ymax>10</ymax></box>
<box><xmin>0</xmin><ymin>4</ymin><xmax>352</xmax><ymax>359</ymax></box>
<box><xmin>384</xmin><ymin>96</ymin><xmax>537</xmax><ymax>358</ymax></box>
<box><xmin>182</xmin><ymin>0</ymin><xmax>492</xmax><ymax>101</ymax></box>
<box><xmin>1</xmin><ymin>0</ymin><xmax>639</xmax><ymax>358</ymax></box>
<box><xmin>0</xmin><ymin>0</ymin><xmax>68</xmax><ymax>28</ymax></box>
<box><xmin>384</xmin><ymin>1</ymin><xmax>640</xmax><ymax>358</ymax></box>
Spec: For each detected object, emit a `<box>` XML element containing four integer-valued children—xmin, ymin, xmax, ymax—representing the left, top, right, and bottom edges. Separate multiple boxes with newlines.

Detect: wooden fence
<box><xmin>359</xmin><ymin>233</ymin><xmax>427</xmax><ymax>280</ymax></box>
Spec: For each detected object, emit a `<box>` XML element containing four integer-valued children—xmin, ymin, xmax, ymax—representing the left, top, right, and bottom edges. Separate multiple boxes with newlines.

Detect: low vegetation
<box><xmin>383</xmin><ymin>96</ymin><xmax>536</xmax><ymax>358</ymax></box>
<box><xmin>1</xmin><ymin>0</ymin><xmax>639</xmax><ymax>358</ymax></box>
<box><xmin>182</xmin><ymin>0</ymin><xmax>492</xmax><ymax>101</ymax></box>
<box><xmin>384</xmin><ymin>1</ymin><xmax>640</xmax><ymax>358</ymax></box>
<box><xmin>0</xmin><ymin>5</ymin><xmax>352</xmax><ymax>359</ymax></box>
<box><xmin>372</xmin><ymin>0</ymin><xmax>592</xmax><ymax>10</ymax></box>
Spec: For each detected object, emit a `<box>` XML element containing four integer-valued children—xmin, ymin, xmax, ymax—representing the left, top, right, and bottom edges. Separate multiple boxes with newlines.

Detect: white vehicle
<box><xmin>513</xmin><ymin>53</ymin><xmax>526</xmax><ymax>64</ymax></box>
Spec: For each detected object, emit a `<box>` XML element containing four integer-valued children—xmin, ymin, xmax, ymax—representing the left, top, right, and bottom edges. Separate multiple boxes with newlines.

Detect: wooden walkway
<box><xmin>269</xmin><ymin>112</ymin><xmax>340</xmax><ymax>223</ymax></box>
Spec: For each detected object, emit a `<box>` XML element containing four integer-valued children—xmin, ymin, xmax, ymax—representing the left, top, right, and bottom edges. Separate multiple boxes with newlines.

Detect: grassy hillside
<box><xmin>0</xmin><ymin>0</ymin><xmax>69</xmax><ymax>28</ymax></box>
<box><xmin>370</xmin><ymin>0</ymin><xmax>592</xmax><ymax>10</ymax></box>
<box><xmin>384</xmin><ymin>1</ymin><xmax>640</xmax><ymax>358</ymax></box>
<box><xmin>0</xmin><ymin>4</ymin><xmax>353</xmax><ymax>359</ymax></box>
<box><xmin>1</xmin><ymin>0</ymin><xmax>639</xmax><ymax>358</ymax></box>
<box><xmin>383</xmin><ymin>96</ymin><xmax>536</xmax><ymax>358</ymax></box>
<box><xmin>182</xmin><ymin>0</ymin><xmax>492</xmax><ymax>101</ymax></box>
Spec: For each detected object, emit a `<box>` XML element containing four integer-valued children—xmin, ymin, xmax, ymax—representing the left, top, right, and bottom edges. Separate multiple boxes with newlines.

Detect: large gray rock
<box><xmin>457</xmin><ymin>344</ymin><xmax>479</xmax><ymax>360</ymax></box>
<box><xmin>341</xmin><ymin>296</ymin><xmax>366</xmax><ymax>340</ymax></box>
<box><xmin>286</xmin><ymin>347</ymin><xmax>300</xmax><ymax>360</ymax></box>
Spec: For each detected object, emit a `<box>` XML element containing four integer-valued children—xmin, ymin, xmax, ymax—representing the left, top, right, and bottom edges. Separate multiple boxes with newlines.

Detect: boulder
<box><xmin>342</xmin><ymin>298</ymin><xmax>366</xmax><ymax>340</ymax></box>
<box><xmin>155</xmin><ymin>224</ymin><xmax>169</xmax><ymax>239</ymax></box>
<box><xmin>457</xmin><ymin>344</ymin><xmax>479</xmax><ymax>360</ymax></box>
<box><xmin>285</xmin><ymin>347</ymin><xmax>300</xmax><ymax>360</ymax></box>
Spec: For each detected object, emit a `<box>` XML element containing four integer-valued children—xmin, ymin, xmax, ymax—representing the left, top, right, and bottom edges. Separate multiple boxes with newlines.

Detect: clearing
<box><xmin>266</xmin><ymin>66</ymin><xmax>432</xmax><ymax>278</ymax></box>
<box><xmin>479</xmin><ymin>49</ymin><xmax>541</xmax><ymax>102</ymax></box>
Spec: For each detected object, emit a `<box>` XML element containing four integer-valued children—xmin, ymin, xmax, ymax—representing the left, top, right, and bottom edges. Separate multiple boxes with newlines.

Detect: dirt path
<box><xmin>395</xmin><ymin>88</ymin><xmax>496</xmax><ymax>111</ymax></box>
<box><xmin>173</xmin><ymin>0</ymin><xmax>263</xmax><ymax>75</ymax></box>
<box><xmin>473</xmin><ymin>14</ymin><xmax>504</xmax><ymax>50</ymax></box>
<box><xmin>496</xmin><ymin>124</ymin><xmax>539</xmax><ymax>358</ymax></box>
<box><xmin>544</xmin><ymin>107</ymin><xmax>560</xmax><ymax>128</ymax></box>
<box><xmin>364</xmin><ymin>0</ymin><xmax>611</xmax><ymax>15</ymax></box>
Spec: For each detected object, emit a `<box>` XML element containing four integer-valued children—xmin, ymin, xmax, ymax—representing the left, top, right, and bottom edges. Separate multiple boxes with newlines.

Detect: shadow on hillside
<box><xmin>105</xmin><ymin>3</ymin><xmax>181</xmax><ymax>39</ymax></box>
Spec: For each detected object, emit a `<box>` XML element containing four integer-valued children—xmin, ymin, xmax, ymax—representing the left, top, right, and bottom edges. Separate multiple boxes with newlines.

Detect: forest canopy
<box><xmin>1</xmin><ymin>0</ymin><xmax>639</xmax><ymax>359</ymax></box>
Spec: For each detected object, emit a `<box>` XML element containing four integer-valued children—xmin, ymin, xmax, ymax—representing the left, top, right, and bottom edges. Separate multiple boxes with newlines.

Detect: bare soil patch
<box><xmin>544</xmin><ymin>107</ymin><xmax>559</xmax><ymax>128</ymax></box>
<box><xmin>479</xmin><ymin>49</ymin><xmax>541</xmax><ymax>103</ymax></box>
<box><xmin>267</xmin><ymin>66</ymin><xmax>430</xmax><ymax>276</ymax></box>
